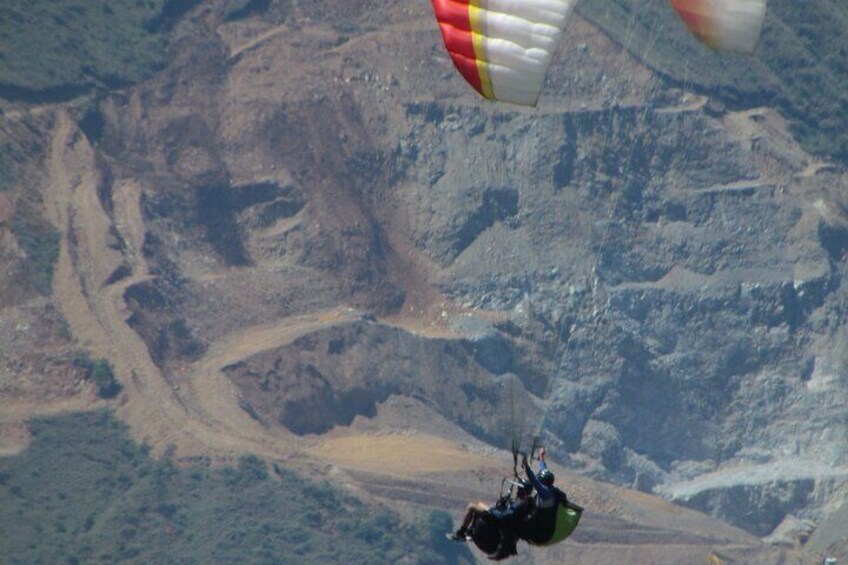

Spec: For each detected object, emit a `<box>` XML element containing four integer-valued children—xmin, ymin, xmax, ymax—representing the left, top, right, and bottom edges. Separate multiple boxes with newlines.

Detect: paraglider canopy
<box><xmin>668</xmin><ymin>0</ymin><xmax>767</xmax><ymax>54</ymax></box>
<box><xmin>430</xmin><ymin>0</ymin><xmax>768</xmax><ymax>105</ymax></box>
<box><xmin>430</xmin><ymin>0</ymin><xmax>578</xmax><ymax>106</ymax></box>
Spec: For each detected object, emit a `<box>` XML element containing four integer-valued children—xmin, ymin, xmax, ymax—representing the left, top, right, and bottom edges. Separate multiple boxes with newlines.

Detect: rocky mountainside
<box><xmin>1</xmin><ymin>0</ymin><xmax>846</xmax><ymax>562</ymax></box>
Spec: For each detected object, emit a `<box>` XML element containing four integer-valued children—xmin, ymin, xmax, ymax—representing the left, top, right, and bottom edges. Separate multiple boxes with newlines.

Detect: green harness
<box><xmin>527</xmin><ymin>502</ymin><xmax>582</xmax><ymax>546</ymax></box>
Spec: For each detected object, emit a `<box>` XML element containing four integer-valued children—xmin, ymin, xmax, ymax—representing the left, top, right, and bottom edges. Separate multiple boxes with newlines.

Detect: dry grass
<box><xmin>310</xmin><ymin>433</ymin><xmax>499</xmax><ymax>475</ymax></box>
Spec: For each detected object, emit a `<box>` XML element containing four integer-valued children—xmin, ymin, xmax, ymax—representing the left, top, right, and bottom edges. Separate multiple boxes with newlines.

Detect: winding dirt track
<box><xmin>42</xmin><ymin>111</ymin><xmax>306</xmax><ymax>460</ymax></box>
<box><xmin>37</xmin><ymin>110</ymin><xmax>496</xmax><ymax>477</ymax></box>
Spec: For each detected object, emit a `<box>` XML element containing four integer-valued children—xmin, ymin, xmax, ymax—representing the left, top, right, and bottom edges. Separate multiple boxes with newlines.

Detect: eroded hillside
<box><xmin>1</xmin><ymin>0</ymin><xmax>846</xmax><ymax>563</ymax></box>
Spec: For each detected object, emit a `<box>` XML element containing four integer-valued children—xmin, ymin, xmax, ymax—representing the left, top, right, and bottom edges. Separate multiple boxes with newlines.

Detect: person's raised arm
<box><xmin>538</xmin><ymin>447</ymin><xmax>547</xmax><ymax>471</ymax></box>
<box><xmin>522</xmin><ymin>454</ymin><xmax>542</xmax><ymax>491</ymax></box>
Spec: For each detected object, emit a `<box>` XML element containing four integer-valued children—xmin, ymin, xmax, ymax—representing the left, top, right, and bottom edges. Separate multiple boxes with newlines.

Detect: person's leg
<box><xmin>451</xmin><ymin>502</ymin><xmax>490</xmax><ymax>539</ymax></box>
<box><xmin>461</xmin><ymin>502</ymin><xmax>489</xmax><ymax>530</ymax></box>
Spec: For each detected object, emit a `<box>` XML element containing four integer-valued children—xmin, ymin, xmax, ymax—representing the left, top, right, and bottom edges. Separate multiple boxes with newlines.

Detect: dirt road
<box><xmin>33</xmin><ymin>110</ymin><xmax>495</xmax><ymax>477</ymax></box>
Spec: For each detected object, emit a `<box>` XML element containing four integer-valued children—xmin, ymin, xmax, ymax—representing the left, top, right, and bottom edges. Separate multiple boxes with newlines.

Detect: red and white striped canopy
<box><xmin>669</xmin><ymin>0</ymin><xmax>767</xmax><ymax>54</ymax></box>
<box><xmin>431</xmin><ymin>0</ymin><xmax>577</xmax><ymax>106</ymax></box>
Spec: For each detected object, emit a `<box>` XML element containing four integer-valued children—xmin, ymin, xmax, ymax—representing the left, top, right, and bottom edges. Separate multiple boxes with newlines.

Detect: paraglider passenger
<box><xmin>449</xmin><ymin>479</ymin><xmax>534</xmax><ymax>542</ymax></box>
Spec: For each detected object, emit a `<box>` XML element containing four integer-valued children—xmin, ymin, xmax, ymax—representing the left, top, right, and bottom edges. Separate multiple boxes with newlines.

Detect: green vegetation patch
<box><xmin>10</xmin><ymin>213</ymin><xmax>60</xmax><ymax>296</ymax></box>
<box><xmin>0</xmin><ymin>118</ymin><xmax>46</xmax><ymax>192</ymax></box>
<box><xmin>0</xmin><ymin>141</ymin><xmax>26</xmax><ymax>191</ymax></box>
<box><xmin>73</xmin><ymin>351</ymin><xmax>122</xmax><ymax>398</ymax></box>
<box><xmin>0</xmin><ymin>1</ymin><xmax>167</xmax><ymax>100</ymax></box>
<box><xmin>222</xmin><ymin>0</ymin><xmax>293</xmax><ymax>24</ymax></box>
<box><xmin>578</xmin><ymin>0</ymin><xmax>848</xmax><ymax>162</ymax></box>
<box><xmin>0</xmin><ymin>410</ymin><xmax>472</xmax><ymax>564</ymax></box>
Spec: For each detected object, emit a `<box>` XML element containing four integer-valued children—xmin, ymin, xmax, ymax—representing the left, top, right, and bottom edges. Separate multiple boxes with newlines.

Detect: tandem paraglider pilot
<box><xmin>449</xmin><ymin>446</ymin><xmax>583</xmax><ymax>560</ymax></box>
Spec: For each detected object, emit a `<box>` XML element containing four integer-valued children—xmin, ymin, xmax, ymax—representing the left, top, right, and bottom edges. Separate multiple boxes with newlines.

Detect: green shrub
<box><xmin>0</xmin><ymin>145</ymin><xmax>20</xmax><ymax>191</ymax></box>
<box><xmin>0</xmin><ymin>1</ymin><xmax>167</xmax><ymax>99</ymax></box>
<box><xmin>10</xmin><ymin>214</ymin><xmax>60</xmax><ymax>295</ymax></box>
<box><xmin>91</xmin><ymin>359</ymin><xmax>121</xmax><ymax>398</ymax></box>
<box><xmin>0</xmin><ymin>411</ymin><xmax>474</xmax><ymax>564</ymax></box>
<box><xmin>73</xmin><ymin>351</ymin><xmax>122</xmax><ymax>398</ymax></box>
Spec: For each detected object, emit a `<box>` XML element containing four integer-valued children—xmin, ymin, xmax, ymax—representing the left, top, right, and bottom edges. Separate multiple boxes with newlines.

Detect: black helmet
<box><xmin>538</xmin><ymin>468</ymin><xmax>555</xmax><ymax>487</ymax></box>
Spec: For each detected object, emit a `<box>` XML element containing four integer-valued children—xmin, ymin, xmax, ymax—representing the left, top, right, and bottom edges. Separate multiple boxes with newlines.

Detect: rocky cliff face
<box><xmin>2</xmin><ymin>0</ymin><xmax>846</xmax><ymax>550</ymax></box>
<box><xmin>376</xmin><ymin>10</ymin><xmax>848</xmax><ymax>536</ymax></box>
<box><xmin>225</xmin><ymin>320</ymin><xmax>538</xmax><ymax>441</ymax></box>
